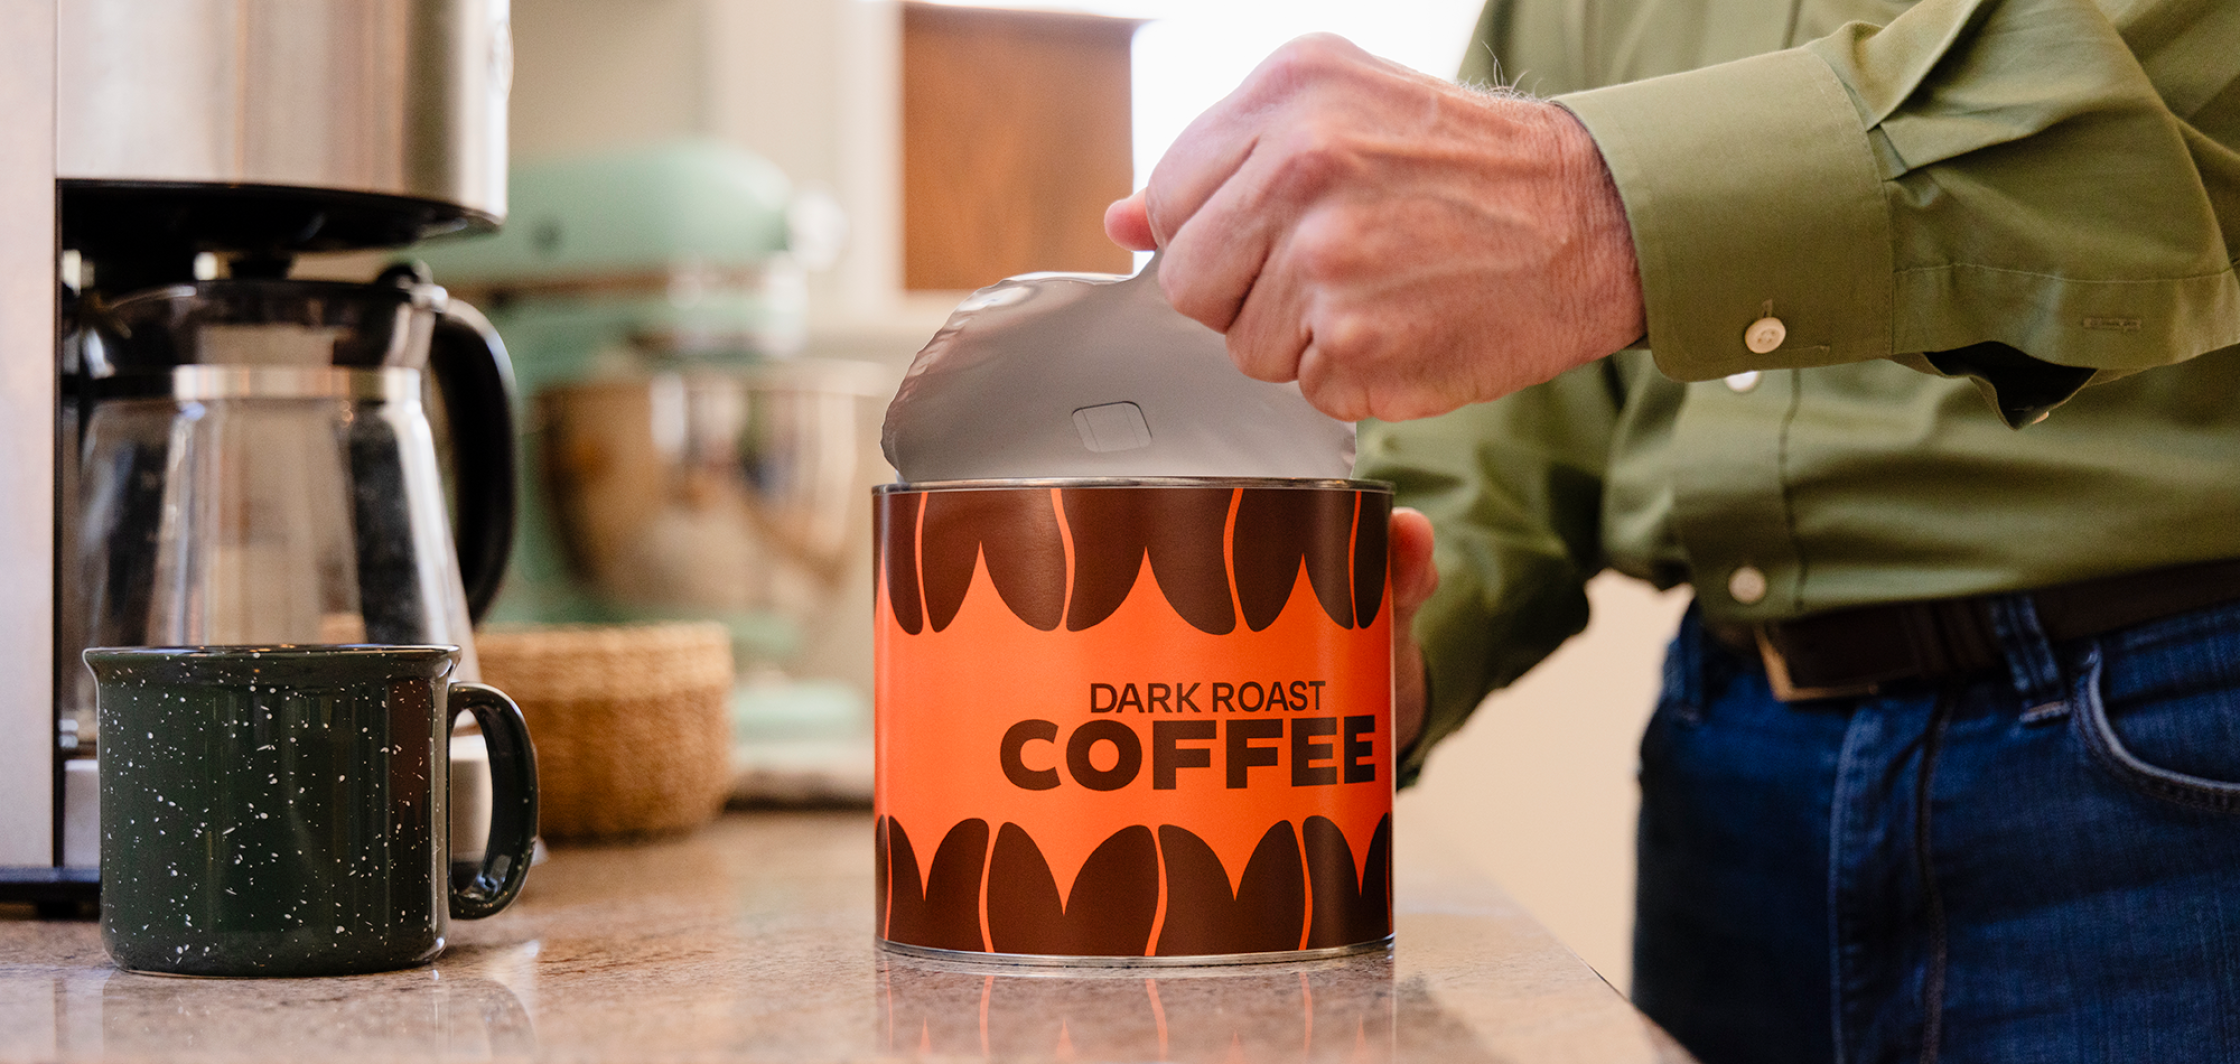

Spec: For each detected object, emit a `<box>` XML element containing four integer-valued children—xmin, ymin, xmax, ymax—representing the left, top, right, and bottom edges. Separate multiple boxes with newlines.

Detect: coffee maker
<box><xmin>0</xmin><ymin>0</ymin><xmax>514</xmax><ymax>908</ymax></box>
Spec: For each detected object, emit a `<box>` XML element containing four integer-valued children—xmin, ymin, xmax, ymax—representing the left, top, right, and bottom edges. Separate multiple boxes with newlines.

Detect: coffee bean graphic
<box><xmin>1061</xmin><ymin>486</ymin><xmax>1236</xmax><ymax>634</ymax></box>
<box><xmin>1305</xmin><ymin>813</ymin><xmax>1393</xmax><ymax>949</ymax></box>
<box><xmin>881</xmin><ymin>817</ymin><xmax>990</xmax><ymax>951</ymax></box>
<box><xmin>880</xmin><ymin>486</ymin><xmax>1389</xmax><ymax>635</ymax></box>
<box><xmin>985</xmin><ymin>823</ymin><xmax>1159</xmax><ymax>956</ymax></box>
<box><xmin>919</xmin><ymin>490</ymin><xmax>1066</xmax><ymax>633</ymax></box>
<box><xmin>1154</xmin><ymin>823</ymin><xmax>1308</xmax><ymax>956</ymax></box>
<box><xmin>1352</xmin><ymin>498</ymin><xmax>1391</xmax><ymax>628</ymax></box>
<box><xmin>876</xmin><ymin>492</ymin><xmax>924</xmax><ymax>635</ymax></box>
<box><xmin>875</xmin><ymin>482</ymin><xmax>1394</xmax><ymax>962</ymax></box>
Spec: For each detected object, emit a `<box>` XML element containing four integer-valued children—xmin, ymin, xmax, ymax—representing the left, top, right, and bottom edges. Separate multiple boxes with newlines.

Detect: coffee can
<box><xmin>874</xmin><ymin>477</ymin><xmax>1395</xmax><ymax>964</ymax></box>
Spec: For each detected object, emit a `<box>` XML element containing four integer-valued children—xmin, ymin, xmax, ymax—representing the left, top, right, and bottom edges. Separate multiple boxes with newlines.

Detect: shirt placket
<box><xmin>1668</xmin><ymin>369</ymin><xmax>1807</xmax><ymax>621</ymax></box>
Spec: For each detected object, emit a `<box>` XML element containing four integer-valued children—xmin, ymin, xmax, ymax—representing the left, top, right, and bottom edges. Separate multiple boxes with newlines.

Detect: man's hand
<box><xmin>1107</xmin><ymin>34</ymin><xmax>1645</xmax><ymax>423</ymax></box>
<box><xmin>1390</xmin><ymin>507</ymin><xmax>1438</xmax><ymax>753</ymax></box>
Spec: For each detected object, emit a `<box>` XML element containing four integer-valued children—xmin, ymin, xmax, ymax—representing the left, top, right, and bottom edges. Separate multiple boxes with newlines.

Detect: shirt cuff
<box><xmin>1557</xmin><ymin>49</ymin><xmax>1894</xmax><ymax>382</ymax></box>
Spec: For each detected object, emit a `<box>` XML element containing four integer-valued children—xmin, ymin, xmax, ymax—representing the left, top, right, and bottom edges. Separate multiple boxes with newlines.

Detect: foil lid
<box><xmin>882</xmin><ymin>257</ymin><xmax>1356</xmax><ymax>483</ymax></box>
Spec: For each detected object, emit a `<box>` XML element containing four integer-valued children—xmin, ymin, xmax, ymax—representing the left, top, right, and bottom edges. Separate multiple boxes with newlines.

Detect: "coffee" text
<box><xmin>999</xmin><ymin>716</ymin><xmax>1377</xmax><ymax>791</ymax></box>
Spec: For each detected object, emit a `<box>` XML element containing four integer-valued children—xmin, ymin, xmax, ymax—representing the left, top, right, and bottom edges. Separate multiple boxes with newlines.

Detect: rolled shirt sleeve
<box><xmin>1558</xmin><ymin>0</ymin><xmax>2240</xmax><ymax>424</ymax></box>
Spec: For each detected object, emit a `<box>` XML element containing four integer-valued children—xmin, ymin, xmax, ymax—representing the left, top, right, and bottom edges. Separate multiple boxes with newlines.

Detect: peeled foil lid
<box><xmin>882</xmin><ymin>257</ymin><xmax>1356</xmax><ymax>483</ymax></box>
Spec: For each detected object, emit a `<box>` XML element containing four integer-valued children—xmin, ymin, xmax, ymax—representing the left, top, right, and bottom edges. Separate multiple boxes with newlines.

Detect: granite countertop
<box><xmin>0</xmin><ymin>810</ymin><xmax>1691</xmax><ymax>1063</ymax></box>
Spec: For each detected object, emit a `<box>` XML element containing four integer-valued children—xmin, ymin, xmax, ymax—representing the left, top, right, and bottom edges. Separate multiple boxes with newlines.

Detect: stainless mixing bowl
<box><xmin>537</xmin><ymin>359</ymin><xmax>896</xmax><ymax>673</ymax></box>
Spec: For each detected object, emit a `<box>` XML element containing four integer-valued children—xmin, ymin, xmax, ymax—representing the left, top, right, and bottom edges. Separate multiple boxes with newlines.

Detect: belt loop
<box><xmin>1987</xmin><ymin>594</ymin><xmax>2063</xmax><ymax>707</ymax></box>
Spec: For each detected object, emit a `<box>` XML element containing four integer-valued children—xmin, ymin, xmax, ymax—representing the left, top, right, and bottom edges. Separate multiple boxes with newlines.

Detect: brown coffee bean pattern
<box><xmin>880</xmin><ymin>817</ymin><xmax>990</xmax><ymax>952</ymax></box>
<box><xmin>985</xmin><ymin>823</ymin><xmax>1159</xmax><ymax>955</ymax></box>
<box><xmin>877</xmin><ymin>814</ymin><xmax>1394</xmax><ymax>957</ymax></box>
<box><xmin>1060</xmin><ymin>487</ymin><xmax>1236</xmax><ymax>633</ymax></box>
<box><xmin>1232</xmin><ymin>489</ymin><xmax>1359</xmax><ymax>632</ymax></box>
<box><xmin>1305</xmin><ymin>814</ymin><xmax>1394</xmax><ymax>949</ymax></box>
<box><xmin>919</xmin><ymin>490</ymin><xmax>1068</xmax><ymax>632</ymax></box>
<box><xmin>876</xmin><ymin>491</ymin><xmax>924</xmax><ymax>634</ymax></box>
<box><xmin>1351</xmin><ymin>500</ymin><xmax>1390</xmax><ymax>629</ymax></box>
<box><xmin>1154</xmin><ymin>822</ymin><xmax>1309</xmax><ymax>956</ymax></box>
<box><xmin>878</xmin><ymin>487</ymin><xmax>1391</xmax><ymax>637</ymax></box>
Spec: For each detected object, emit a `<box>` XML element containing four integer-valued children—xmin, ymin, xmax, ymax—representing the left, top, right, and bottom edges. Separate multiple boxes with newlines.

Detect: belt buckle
<box><xmin>1754</xmin><ymin>627</ymin><xmax>1881</xmax><ymax>703</ymax></box>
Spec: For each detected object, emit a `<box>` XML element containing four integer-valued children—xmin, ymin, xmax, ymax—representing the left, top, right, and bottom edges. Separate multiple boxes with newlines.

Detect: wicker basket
<box><xmin>474</xmin><ymin>622</ymin><xmax>735</xmax><ymax>841</ymax></box>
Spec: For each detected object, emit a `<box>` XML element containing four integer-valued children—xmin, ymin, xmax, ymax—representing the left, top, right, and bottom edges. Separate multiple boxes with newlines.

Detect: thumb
<box><xmin>1389</xmin><ymin>507</ymin><xmax>1437</xmax><ymax>751</ymax></box>
<box><xmin>1105</xmin><ymin>190</ymin><xmax>1158</xmax><ymax>251</ymax></box>
<box><xmin>1390</xmin><ymin>508</ymin><xmax>1438</xmax><ymax>619</ymax></box>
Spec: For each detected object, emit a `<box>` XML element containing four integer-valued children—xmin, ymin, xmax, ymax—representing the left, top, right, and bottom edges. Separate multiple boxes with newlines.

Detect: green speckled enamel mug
<box><xmin>87</xmin><ymin>645</ymin><xmax>538</xmax><ymax>977</ymax></box>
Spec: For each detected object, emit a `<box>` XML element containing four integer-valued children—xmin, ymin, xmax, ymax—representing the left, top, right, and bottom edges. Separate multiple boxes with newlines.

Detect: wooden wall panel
<box><xmin>902</xmin><ymin>3</ymin><xmax>1139</xmax><ymax>291</ymax></box>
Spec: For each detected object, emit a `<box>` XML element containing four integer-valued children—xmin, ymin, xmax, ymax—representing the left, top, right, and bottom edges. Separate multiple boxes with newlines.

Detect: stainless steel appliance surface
<box><xmin>58</xmin><ymin>0</ymin><xmax>510</xmax><ymax>262</ymax></box>
<box><xmin>540</xmin><ymin>361</ymin><xmax>891</xmax><ymax>647</ymax></box>
<box><xmin>2</xmin><ymin>0</ymin><xmax>515</xmax><ymax>909</ymax></box>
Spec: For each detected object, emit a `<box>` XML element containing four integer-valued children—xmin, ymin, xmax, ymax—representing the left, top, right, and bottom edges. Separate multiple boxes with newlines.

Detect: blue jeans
<box><xmin>1633</xmin><ymin>596</ymin><xmax>2240</xmax><ymax>1064</ymax></box>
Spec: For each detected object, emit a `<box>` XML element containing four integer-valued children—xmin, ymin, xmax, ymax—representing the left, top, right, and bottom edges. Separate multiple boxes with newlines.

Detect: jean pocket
<box><xmin>2073</xmin><ymin>643</ymin><xmax>2240</xmax><ymax>815</ymax></box>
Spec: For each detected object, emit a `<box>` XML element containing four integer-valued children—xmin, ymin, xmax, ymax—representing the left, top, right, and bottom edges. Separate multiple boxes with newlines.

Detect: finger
<box><xmin>1216</xmin><ymin>226</ymin><xmax>1312</xmax><ymax>386</ymax></box>
<box><xmin>1158</xmin><ymin>109</ymin><xmax>1336</xmax><ymax>339</ymax></box>
<box><xmin>1104</xmin><ymin>191</ymin><xmax>1157</xmax><ymax>251</ymax></box>
<box><xmin>1298</xmin><ymin>322</ymin><xmax>1466</xmax><ymax>424</ymax></box>
<box><xmin>1154</xmin><ymin>170</ymin><xmax>1276</xmax><ymax>336</ymax></box>
<box><xmin>1282</xmin><ymin>210</ymin><xmax>1399</xmax><ymax>421</ymax></box>
<box><xmin>1137</xmin><ymin>56</ymin><xmax>1284</xmax><ymax>247</ymax></box>
<box><xmin>1388</xmin><ymin>506</ymin><xmax>1437</xmax><ymax>751</ymax></box>
<box><xmin>1138</xmin><ymin>34</ymin><xmax>1368</xmax><ymax>249</ymax></box>
<box><xmin>1389</xmin><ymin>507</ymin><xmax>1439</xmax><ymax>617</ymax></box>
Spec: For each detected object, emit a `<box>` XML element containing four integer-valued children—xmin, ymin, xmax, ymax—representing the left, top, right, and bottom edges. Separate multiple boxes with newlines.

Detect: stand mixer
<box><xmin>414</xmin><ymin>140</ymin><xmax>890</xmax><ymax>803</ymax></box>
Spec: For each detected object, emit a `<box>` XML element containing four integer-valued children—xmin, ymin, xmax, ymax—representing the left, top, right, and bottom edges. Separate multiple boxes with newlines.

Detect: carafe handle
<box><xmin>428</xmin><ymin>300</ymin><xmax>518</xmax><ymax>624</ymax></box>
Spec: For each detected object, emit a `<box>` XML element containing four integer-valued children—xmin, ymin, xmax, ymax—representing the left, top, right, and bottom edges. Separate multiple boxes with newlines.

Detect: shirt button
<box><xmin>1744</xmin><ymin>317</ymin><xmax>1787</xmax><ymax>354</ymax></box>
<box><xmin>1724</xmin><ymin>371</ymin><xmax>1761</xmax><ymax>393</ymax></box>
<box><xmin>1727</xmin><ymin>565</ymin><xmax>1768</xmax><ymax>605</ymax></box>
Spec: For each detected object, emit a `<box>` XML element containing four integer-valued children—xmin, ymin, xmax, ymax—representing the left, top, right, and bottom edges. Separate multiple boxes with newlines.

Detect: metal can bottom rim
<box><xmin>877</xmin><ymin>936</ymin><xmax>1393</xmax><ymax>970</ymax></box>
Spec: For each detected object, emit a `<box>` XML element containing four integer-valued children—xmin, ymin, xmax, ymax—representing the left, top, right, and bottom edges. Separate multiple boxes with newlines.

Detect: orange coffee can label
<box><xmin>874</xmin><ymin>478</ymin><xmax>1395</xmax><ymax>961</ymax></box>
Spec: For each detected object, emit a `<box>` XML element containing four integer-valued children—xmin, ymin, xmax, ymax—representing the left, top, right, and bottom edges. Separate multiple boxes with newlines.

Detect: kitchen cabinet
<box><xmin>902</xmin><ymin>3</ymin><xmax>1141</xmax><ymax>290</ymax></box>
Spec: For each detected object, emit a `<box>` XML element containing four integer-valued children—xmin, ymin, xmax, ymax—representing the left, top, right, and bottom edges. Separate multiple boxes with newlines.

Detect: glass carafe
<box><xmin>66</xmin><ymin>275</ymin><xmax>516</xmax><ymax>731</ymax></box>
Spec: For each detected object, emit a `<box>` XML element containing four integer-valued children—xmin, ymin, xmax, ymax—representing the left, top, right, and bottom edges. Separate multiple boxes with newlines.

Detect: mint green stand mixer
<box><xmin>414</xmin><ymin>140</ymin><xmax>887</xmax><ymax>803</ymax></box>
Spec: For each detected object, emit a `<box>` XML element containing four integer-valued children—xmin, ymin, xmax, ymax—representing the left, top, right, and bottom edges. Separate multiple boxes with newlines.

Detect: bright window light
<box><xmin>911</xmin><ymin>0</ymin><xmax>1489</xmax><ymax>186</ymax></box>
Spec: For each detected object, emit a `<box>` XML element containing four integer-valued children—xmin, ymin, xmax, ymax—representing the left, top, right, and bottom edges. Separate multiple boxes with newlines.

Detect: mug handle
<box><xmin>449</xmin><ymin>682</ymin><xmax>539</xmax><ymax>919</ymax></box>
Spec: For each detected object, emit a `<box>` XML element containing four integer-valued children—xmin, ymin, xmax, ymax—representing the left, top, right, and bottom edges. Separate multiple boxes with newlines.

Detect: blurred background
<box><xmin>383</xmin><ymin>0</ymin><xmax>1682</xmax><ymax>988</ymax></box>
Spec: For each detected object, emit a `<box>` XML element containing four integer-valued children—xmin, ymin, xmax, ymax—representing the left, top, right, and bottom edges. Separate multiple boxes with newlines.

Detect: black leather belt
<box><xmin>1710</xmin><ymin>558</ymin><xmax>2240</xmax><ymax>701</ymax></box>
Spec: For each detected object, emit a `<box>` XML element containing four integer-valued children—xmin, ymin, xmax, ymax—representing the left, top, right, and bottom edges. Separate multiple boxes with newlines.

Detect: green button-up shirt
<box><xmin>1359</xmin><ymin>0</ymin><xmax>2240</xmax><ymax>779</ymax></box>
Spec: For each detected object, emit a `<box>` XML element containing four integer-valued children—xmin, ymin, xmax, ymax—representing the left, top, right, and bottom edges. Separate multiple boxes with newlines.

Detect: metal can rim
<box><xmin>877</xmin><ymin>476</ymin><xmax>1394</xmax><ymax>494</ymax></box>
<box><xmin>877</xmin><ymin>936</ymin><xmax>1394</xmax><ymax>970</ymax></box>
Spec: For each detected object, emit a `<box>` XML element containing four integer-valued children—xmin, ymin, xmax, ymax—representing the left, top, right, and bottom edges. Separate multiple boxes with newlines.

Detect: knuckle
<box><xmin>1285</xmin><ymin>210</ymin><xmax>1369</xmax><ymax>283</ymax></box>
<box><xmin>1261</xmin><ymin>130</ymin><xmax>1359</xmax><ymax>205</ymax></box>
<box><xmin>1311</xmin><ymin>307</ymin><xmax>1379</xmax><ymax>362</ymax></box>
<box><xmin>1263</xmin><ymin>34</ymin><xmax>1346</xmax><ymax>83</ymax></box>
<box><xmin>1282</xmin><ymin>34</ymin><xmax>1370</xmax><ymax>79</ymax></box>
